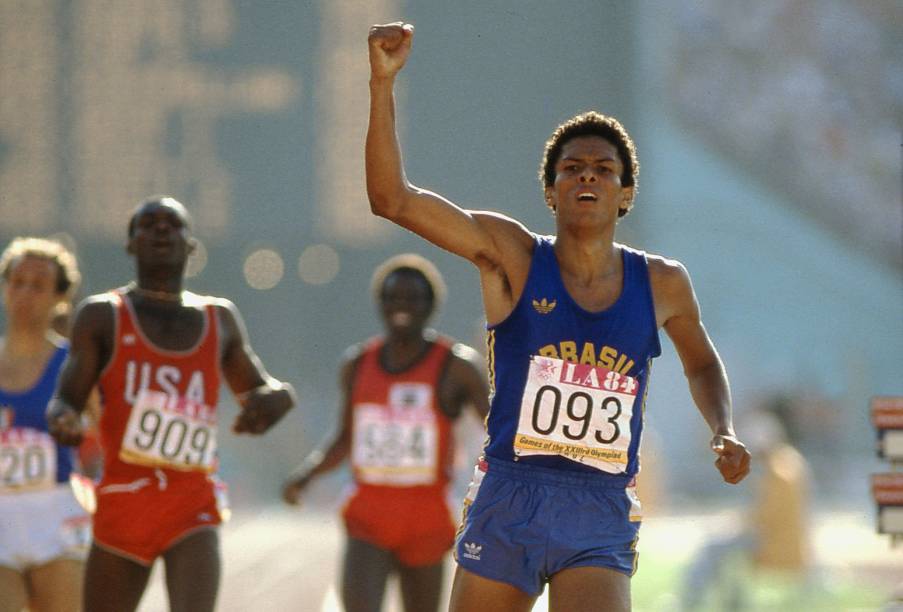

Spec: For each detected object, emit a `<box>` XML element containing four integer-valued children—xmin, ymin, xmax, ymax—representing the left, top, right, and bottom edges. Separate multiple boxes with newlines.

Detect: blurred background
<box><xmin>1</xmin><ymin>1</ymin><xmax>900</xmax><ymax>610</ymax></box>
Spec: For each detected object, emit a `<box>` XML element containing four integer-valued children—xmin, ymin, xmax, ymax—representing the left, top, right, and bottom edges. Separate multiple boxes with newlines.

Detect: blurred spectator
<box><xmin>680</xmin><ymin>402</ymin><xmax>813</xmax><ymax>610</ymax></box>
<box><xmin>635</xmin><ymin>429</ymin><xmax>668</xmax><ymax>517</ymax></box>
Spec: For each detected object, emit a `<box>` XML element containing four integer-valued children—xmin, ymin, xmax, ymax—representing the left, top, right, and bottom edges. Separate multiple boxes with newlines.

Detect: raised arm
<box><xmin>367</xmin><ymin>22</ymin><xmax>496</xmax><ymax>262</ymax></box>
<box><xmin>47</xmin><ymin>298</ymin><xmax>113</xmax><ymax>446</ymax></box>
<box><xmin>216</xmin><ymin>300</ymin><xmax>296</xmax><ymax>435</ymax></box>
<box><xmin>282</xmin><ymin>351</ymin><xmax>359</xmax><ymax>505</ymax></box>
<box><xmin>366</xmin><ymin>22</ymin><xmax>534</xmax><ymax>323</ymax></box>
<box><xmin>650</xmin><ymin>257</ymin><xmax>750</xmax><ymax>485</ymax></box>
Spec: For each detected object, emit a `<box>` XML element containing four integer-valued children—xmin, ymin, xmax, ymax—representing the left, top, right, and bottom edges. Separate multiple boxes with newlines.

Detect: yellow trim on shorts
<box><xmin>629</xmin><ymin>535</ymin><xmax>640</xmax><ymax>576</ymax></box>
<box><xmin>485</xmin><ymin>329</ymin><xmax>496</xmax><ymax>397</ymax></box>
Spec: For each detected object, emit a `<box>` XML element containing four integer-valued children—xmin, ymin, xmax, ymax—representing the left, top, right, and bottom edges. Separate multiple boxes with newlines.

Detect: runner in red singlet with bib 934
<box><xmin>283</xmin><ymin>254</ymin><xmax>489</xmax><ymax>612</ymax></box>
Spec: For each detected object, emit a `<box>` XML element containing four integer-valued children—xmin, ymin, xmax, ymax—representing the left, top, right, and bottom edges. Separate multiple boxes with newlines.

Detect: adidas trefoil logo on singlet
<box><xmin>532</xmin><ymin>297</ymin><xmax>557</xmax><ymax>314</ymax></box>
<box><xmin>463</xmin><ymin>542</ymin><xmax>482</xmax><ymax>560</ymax></box>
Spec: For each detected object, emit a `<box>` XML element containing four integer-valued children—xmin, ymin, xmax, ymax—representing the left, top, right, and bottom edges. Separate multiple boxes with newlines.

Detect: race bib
<box><xmin>120</xmin><ymin>389</ymin><xmax>217</xmax><ymax>472</ymax></box>
<box><xmin>0</xmin><ymin>428</ymin><xmax>57</xmax><ymax>492</ymax></box>
<box><xmin>351</xmin><ymin>383</ymin><xmax>438</xmax><ymax>486</ymax></box>
<box><xmin>514</xmin><ymin>355</ymin><xmax>638</xmax><ymax>473</ymax></box>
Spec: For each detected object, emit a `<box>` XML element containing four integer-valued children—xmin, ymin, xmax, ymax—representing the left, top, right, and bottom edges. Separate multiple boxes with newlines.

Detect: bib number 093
<box><xmin>531</xmin><ymin>385</ymin><xmax>621</xmax><ymax>444</ymax></box>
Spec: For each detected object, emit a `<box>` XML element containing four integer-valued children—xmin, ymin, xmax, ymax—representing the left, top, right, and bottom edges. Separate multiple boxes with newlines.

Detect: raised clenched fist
<box><xmin>368</xmin><ymin>22</ymin><xmax>414</xmax><ymax>79</ymax></box>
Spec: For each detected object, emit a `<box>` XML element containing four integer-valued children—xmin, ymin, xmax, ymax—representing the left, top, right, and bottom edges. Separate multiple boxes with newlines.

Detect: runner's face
<box><xmin>127</xmin><ymin>201</ymin><xmax>194</xmax><ymax>269</ymax></box>
<box><xmin>2</xmin><ymin>256</ymin><xmax>62</xmax><ymax>328</ymax></box>
<box><xmin>379</xmin><ymin>271</ymin><xmax>433</xmax><ymax>337</ymax></box>
<box><xmin>546</xmin><ymin>136</ymin><xmax>632</xmax><ymax>225</ymax></box>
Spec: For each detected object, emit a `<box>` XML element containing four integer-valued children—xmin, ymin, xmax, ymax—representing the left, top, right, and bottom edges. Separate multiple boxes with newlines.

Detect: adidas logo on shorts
<box><xmin>463</xmin><ymin>542</ymin><xmax>482</xmax><ymax>561</ymax></box>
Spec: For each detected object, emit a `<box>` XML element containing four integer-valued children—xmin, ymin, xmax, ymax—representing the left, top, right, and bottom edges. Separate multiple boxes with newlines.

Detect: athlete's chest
<box><xmin>0</xmin><ymin>351</ymin><xmax>53</xmax><ymax>393</ymax></box>
<box><xmin>130</xmin><ymin>305</ymin><xmax>207</xmax><ymax>352</ymax></box>
<box><xmin>557</xmin><ymin>268</ymin><xmax>623</xmax><ymax>314</ymax></box>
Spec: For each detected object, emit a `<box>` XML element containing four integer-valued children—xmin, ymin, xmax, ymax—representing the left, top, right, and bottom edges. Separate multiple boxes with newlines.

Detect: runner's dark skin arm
<box><xmin>46</xmin><ymin>298</ymin><xmax>114</xmax><ymax>446</ymax></box>
<box><xmin>282</xmin><ymin>351</ymin><xmax>359</xmax><ymax>503</ymax></box>
<box><xmin>438</xmin><ymin>344</ymin><xmax>490</xmax><ymax>420</ymax></box>
<box><xmin>650</xmin><ymin>258</ymin><xmax>750</xmax><ymax>484</ymax></box>
<box><xmin>215</xmin><ymin>300</ymin><xmax>296</xmax><ymax>435</ymax></box>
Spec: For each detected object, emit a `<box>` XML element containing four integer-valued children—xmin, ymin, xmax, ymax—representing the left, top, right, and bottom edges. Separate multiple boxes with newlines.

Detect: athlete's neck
<box><xmin>128</xmin><ymin>280</ymin><xmax>184</xmax><ymax>302</ymax></box>
<box><xmin>133</xmin><ymin>265</ymin><xmax>186</xmax><ymax>299</ymax></box>
<box><xmin>554</xmin><ymin>236</ymin><xmax>621</xmax><ymax>285</ymax></box>
<box><xmin>1</xmin><ymin>327</ymin><xmax>55</xmax><ymax>360</ymax></box>
<box><xmin>382</xmin><ymin>333</ymin><xmax>430</xmax><ymax>372</ymax></box>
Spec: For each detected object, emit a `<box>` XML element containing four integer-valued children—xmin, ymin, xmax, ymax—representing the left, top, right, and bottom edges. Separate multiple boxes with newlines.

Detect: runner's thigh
<box><xmin>448</xmin><ymin>566</ymin><xmax>536</xmax><ymax>612</ymax></box>
<box><xmin>84</xmin><ymin>543</ymin><xmax>152</xmax><ymax>612</ymax></box>
<box><xmin>548</xmin><ymin>565</ymin><xmax>630</xmax><ymax>612</ymax></box>
<box><xmin>397</xmin><ymin>559</ymin><xmax>444</xmax><ymax>612</ymax></box>
<box><xmin>163</xmin><ymin>527</ymin><xmax>221</xmax><ymax>612</ymax></box>
<box><xmin>0</xmin><ymin>566</ymin><xmax>28</xmax><ymax>612</ymax></box>
<box><xmin>28</xmin><ymin>557</ymin><xmax>84</xmax><ymax>612</ymax></box>
<box><xmin>342</xmin><ymin>536</ymin><xmax>394</xmax><ymax>612</ymax></box>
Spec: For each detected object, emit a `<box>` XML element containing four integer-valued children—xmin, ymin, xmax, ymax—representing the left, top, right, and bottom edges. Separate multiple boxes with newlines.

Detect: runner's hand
<box><xmin>281</xmin><ymin>477</ymin><xmax>308</xmax><ymax>506</ymax></box>
<box><xmin>711</xmin><ymin>434</ymin><xmax>751</xmax><ymax>484</ymax></box>
<box><xmin>369</xmin><ymin>22</ymin><xmax>414</xmax><ymax>79</ymax></box>
<box><xmin>47</xmin><ymin>403</ymin><xmax>85</xmax><ymax>446</ymax></box>
<box><xmin>232</xmin><ymin>386</ymin><xmax>291</xmax><ymax>434</ymax></box>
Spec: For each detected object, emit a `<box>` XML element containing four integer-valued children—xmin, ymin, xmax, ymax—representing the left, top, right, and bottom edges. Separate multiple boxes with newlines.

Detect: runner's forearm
<box><xmin>686</xmin><ymin>361</ymin><xmax>734</xmax><ymax>436</ymax></box>
<box><xmin>366</xmin><ymin>77</ymin><xmax>409</xmax><ymax>214</ymax></box>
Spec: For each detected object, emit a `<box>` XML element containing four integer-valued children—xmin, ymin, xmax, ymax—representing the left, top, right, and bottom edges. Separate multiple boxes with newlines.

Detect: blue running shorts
<box><xmin>454</xmin><ymin>457</ymin><xmax>641</xmax><ymax>596</ymax></box>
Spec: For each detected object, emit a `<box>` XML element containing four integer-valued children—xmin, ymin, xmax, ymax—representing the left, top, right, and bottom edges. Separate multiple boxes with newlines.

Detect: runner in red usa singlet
<box><xmin>48</xmin><ymin>196</ymin><xmax>295</xmax><ymax>612</ymax></box>
<box><xmin>92</xmin><ymin>289</ymin><xmax>224</xmax><ymax>565</ymax></box>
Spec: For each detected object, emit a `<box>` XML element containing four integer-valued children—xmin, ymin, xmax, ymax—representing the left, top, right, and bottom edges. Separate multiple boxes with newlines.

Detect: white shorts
<box><xmin>0</xmin><ymin>484</ymin><xmax>91</xmax><ymax>571</ymax></box>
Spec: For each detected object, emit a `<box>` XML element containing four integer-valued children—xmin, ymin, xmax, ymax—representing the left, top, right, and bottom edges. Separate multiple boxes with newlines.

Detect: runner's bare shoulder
<box><xmin>71</xmin><ymin>293</ymin><xmax>117</xmax><ymax>337</ymax></box>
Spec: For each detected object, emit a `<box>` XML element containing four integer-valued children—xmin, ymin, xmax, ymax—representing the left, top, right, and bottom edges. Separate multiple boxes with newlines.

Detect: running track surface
<box><xmin>135</xmin><ymin>506</ymin><xmax>902</xmax><ymax>612</ymax></box>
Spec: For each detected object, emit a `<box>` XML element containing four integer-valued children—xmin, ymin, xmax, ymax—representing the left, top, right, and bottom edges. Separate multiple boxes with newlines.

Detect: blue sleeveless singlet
<box><xmin>0</xmin><ymin>343</ymin><xmax>74</xmax><ymax>483</ymax></box>
<box><xmin>483</xmin><ymin>235</ymin><xmax>661</xmax><ymax>478</ymax></box>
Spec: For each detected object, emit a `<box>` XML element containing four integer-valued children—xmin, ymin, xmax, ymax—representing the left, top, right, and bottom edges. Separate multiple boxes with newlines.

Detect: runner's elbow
<box><xmin>368</xmin><ymin>190</ymin><xmax>404</xmax><ymax>219</ymax></box>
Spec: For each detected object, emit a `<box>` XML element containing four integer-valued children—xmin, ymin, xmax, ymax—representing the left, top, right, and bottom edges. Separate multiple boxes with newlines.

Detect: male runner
<box><xmin>365</xmin><ymin>22</ymin><xmax>751</xmax><ymax>612</ymax></box>
<box><xmin>0</xmin><ymin>237</ymin><xmax>88</xmax><ymax>612</ymax></box>
<box><xmin>283</xmin><ymin>254</ymin><xmax>489</xmax><ymax>612</ymax></box>
<box><xmin>47</xmin><ymin>196</ymin><xmax>296</xmax><ymax>612</ymax></box>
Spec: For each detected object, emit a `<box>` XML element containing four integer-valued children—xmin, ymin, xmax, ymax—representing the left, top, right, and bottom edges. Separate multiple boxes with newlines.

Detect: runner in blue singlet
<box><xmin>365</xmin><ymin>22</ymin><xmax>752</xmax><ymax>612</ymax></box>
<box><xmin>0</xmin><ymin>237</ymin><xmax>88</xmax><ymax>612</ymax></box>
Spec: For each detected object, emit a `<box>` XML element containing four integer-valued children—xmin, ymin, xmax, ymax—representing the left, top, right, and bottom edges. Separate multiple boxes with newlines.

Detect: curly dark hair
<box><xmin>539</xmin><ymin>111</ymin><xmax>639</xmax><ymax>217</ymax></box>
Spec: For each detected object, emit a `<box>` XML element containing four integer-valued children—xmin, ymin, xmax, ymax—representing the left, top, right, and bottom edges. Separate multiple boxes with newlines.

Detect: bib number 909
<box><xmin>120</xmin><ymin>390</ymin><xmax>217</xmax><ymax>472</ymax></box>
